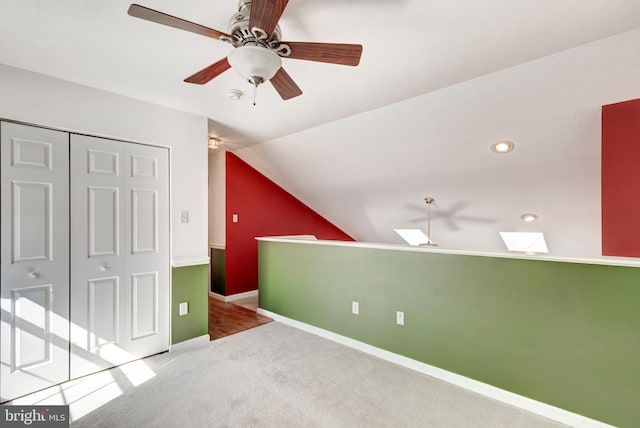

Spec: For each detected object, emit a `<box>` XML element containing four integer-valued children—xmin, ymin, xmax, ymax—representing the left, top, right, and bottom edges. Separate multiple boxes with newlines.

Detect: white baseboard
<box><xmin>169</xmin><ymin>334</ymin><xmax>210</xmax><ymax>352</ymax></box>
<box><xmin>226</xmin><ymin>289</ymin><xmax>258</xmax><ymax>302</ymax></box>
<box><xmin>172</xmin><ymin>257</ymin><xmax>210</xmax><ymax>267</ymax></box>
<box><xmin>209</xmin><ymin>290</ymin><xmax>258</xmax><ymax>303</ymax></box>
<box><xmin>209</xmin><ymin>292</ymin><xmax>226</xmax><ymax>301</ymax></box>
<box><xmin>257</xmin><ymin>309</ymin><xmax>614</xmax><ymax>428</ymax></box>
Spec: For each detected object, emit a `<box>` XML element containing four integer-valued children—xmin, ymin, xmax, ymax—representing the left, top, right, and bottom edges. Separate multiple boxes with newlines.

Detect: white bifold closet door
<box><xmin>0</xmin><ymin>122</ymin><xmax>70</xmax><ymax>401</ymax></box>
<box><xmin>70</xmin><ymin>134</ymin><xmax>169</xmax><ymax>379</ymax></box>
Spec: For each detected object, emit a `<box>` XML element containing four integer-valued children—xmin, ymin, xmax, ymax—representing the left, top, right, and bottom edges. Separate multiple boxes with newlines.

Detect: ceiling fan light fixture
<box><xmin>228</xmin><ymin>45</ymin><xmax>282</xmax><ymax>84</ymax></box>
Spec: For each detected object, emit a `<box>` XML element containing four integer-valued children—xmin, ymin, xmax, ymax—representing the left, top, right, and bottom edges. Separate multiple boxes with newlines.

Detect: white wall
<box><xmin>208</xmin><ymin>149</ymin><xmax>226</xmax><ymax>248</ymax></box>
<box><xmin>0</xmin><ymin>63</ymin><xmax>208</xmax><ymax>262</ymax></box>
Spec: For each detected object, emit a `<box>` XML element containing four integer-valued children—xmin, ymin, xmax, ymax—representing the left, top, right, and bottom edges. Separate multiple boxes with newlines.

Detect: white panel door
<box><xmin>70</xmin><ymin>135</ymin><xmax>168</xmax><ymax>378</ymax></box>
<box><xmin>123</xmin><ymin>143</ymin><xmax>169</xmax><ymax>357</ymax></box>
<box><xmin>0</xmin><ymin>122</ymin><xmax>70</xmax><ymax>401</ymax></box>
<box><xmin>70</xmin><ymin>135</ymin><xmax>126</xmax><ymax>378</ymax></box>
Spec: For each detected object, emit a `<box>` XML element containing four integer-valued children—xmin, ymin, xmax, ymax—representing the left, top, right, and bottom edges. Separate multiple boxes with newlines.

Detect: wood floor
<box><xmin>208</xmin><ymin>295</ymin><xmax>272</xmax><ymax>340</ymax></box>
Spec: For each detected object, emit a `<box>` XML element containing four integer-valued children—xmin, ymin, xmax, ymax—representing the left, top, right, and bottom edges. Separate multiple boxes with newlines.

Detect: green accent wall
<box><xmin>258</xmin><ymin>241</ymin><xmax>640</xmax><ymax>427</ymax></box>
<box><xmin>210</xmin><ymin>248</ymin><xmax>226</xmax><ymax>295</ymax></box>
<box><xmin>172</xmin><ymin>264</ymin><xmax>209</xmax><ymax>345</ymax></box>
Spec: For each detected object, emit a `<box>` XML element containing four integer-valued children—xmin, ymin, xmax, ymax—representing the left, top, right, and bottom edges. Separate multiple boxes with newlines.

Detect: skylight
<box><xmin>499</xmin><ymin>232</ymin><xmax>548</xmax><ymax>253</ymax></box>
<box><xmin>394</xmin><ymin>229</ymin><xmax>430</xmax><ymax>246</ymax></box>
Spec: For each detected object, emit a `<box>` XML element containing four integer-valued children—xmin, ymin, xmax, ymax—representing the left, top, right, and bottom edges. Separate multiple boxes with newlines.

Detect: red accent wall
<box><xmin>225</xmin><ymin>152</ymin><xmax>354</xmax><ymax>295</ymax></box>
<box><xmin>602</xmin><ymin>98</ymin><xmax>640</xmax><ymax>257</ymax></box>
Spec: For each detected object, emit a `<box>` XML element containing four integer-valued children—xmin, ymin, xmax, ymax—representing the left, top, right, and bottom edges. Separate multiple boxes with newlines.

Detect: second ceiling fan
<box><xmin>128</xmin><ymin>0</ymin><xmax>363</xmax><ymax>101</ymax></box>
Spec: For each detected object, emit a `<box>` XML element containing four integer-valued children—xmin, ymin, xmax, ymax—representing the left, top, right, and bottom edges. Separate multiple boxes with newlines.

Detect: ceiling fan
<box><xmin>408</xmin><ymin>200</ymin><xmax>496</xmax><ymax>231</ymax></box>
<box><xmin>127</xmin><ymin>1</ymin><xmax>363</xmax><ymax>102</ymax></box>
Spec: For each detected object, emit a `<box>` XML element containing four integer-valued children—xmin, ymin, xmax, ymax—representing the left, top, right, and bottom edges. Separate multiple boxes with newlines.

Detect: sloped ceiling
<box><xmin>1</xmin><ymin>1</ymin><xmax>640</xmax><ymax>256</ymax></box>
<box><xmin>235</xmin><ymin>28</ymin><xmax>640</xmax><ymax>257</ymax></box>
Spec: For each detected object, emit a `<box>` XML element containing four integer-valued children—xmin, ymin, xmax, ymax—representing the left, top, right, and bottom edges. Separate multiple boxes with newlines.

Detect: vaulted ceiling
<box><xmin>2</xmin><ymin>0</ymin><xmax>640</xmax><ymax>257</ymax></box>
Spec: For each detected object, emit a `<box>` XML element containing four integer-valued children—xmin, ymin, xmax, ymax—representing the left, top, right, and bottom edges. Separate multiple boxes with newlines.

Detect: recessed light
<box><xmin>520</xmin><ymin>213</ymin><xmax>539</xmax><ymax>222</ymax></box>
<box><xmin>491</xmin><ymin>140</ymin><xmax>514</xmax><ymax>153</ymax></box>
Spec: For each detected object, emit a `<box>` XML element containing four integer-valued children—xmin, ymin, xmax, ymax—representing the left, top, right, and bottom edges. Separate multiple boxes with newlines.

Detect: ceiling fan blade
<box><xmin>270</xmin><ymin>67</ymin><xmax>302</xmax><ymax>100</ymax></box>
<box><xmin>282</xmin><ymin>42</ymin><xmax>363</xmax><ymax>66</ymax></box>
<box><xmin>249</xmin><ymin>0</ymin><xmax>289</xmax><ymax>38</ymax></box>
<box><xmin>128</xmin><ymin>4</ymin><xmax>231</xmax><ymax>40</ymax></box>
<box><xmin>184</xmin><ymin>58</ymin><xmax>231</xmax><ymax>84</ymax></box>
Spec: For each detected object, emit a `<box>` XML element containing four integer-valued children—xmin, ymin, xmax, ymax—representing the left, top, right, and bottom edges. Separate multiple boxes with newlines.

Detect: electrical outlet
<box><xmin>396</xmin><ymin>311</ymin><xmax>404</xmax><ymax>326</ymax></box>
<box><xmin>352</xmin><ymin>301</ymin><xmax>359</xmax><ymax>315</ymax></box>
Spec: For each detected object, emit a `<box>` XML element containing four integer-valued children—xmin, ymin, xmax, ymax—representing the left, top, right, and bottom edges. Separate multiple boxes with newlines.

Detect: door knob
<box><xmin>100</xmin><ymin>264</ymin><xmax>110</xmax><ymax>271</ymax></box>
<box><xmin>27</xmin><ymin>271</ymin><xmax>39</xmax><ymax>279</ymax></box>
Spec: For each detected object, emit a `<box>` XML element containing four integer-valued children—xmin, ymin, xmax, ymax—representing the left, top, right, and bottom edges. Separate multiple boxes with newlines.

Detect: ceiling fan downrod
<box><xmin>422</xmin><ymin>196</ymin><xmax>438</xmax><ymax>247</ymax></box>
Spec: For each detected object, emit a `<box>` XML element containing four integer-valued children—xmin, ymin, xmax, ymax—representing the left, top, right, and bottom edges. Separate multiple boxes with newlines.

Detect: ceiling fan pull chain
<box><xmin>253</xmin><ymin>81</ymin><xmax>258</xmax><ymax>106</ymax></box>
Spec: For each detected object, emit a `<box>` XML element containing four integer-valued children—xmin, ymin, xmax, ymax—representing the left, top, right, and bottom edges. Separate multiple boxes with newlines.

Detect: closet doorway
<box><xmin>0</xmin><ymin>121</ymin><xmax>170</xmax><ymax>401</ymax></box>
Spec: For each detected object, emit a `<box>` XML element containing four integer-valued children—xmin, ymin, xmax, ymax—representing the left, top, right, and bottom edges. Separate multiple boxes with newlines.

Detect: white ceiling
<box><xmin>2</xmin><ymin>0</ymin><xmax>640</xmax><ymax>257</ymax></box>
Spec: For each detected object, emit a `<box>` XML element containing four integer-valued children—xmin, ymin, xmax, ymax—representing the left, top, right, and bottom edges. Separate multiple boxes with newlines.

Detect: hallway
<box><xmin>208</xmin><ymin>294</ymin><xmax>272</xmax><ymax>340</ymax></box>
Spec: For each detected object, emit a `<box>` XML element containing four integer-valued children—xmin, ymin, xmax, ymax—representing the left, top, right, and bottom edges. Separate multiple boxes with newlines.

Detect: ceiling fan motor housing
<box><xmin>228</xmin><ymin>1</ymin><xmax>282</xmax><ymax>48</ymax></box>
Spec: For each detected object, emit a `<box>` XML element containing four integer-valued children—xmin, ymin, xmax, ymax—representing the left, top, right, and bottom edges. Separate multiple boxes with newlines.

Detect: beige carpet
<box><xmin>16</xmin><ymin>322</ymin><xmax>565</xmax><ymax>427</ymax></box>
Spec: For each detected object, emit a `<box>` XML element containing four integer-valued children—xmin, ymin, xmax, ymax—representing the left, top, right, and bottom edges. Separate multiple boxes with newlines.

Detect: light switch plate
<box><xmin>179</xmin><ymin>302</ymin><xmax>188</xmax><ymax>316</ymax></box>
<box><xmin>232</xmin><ymin>213</ymin><xmax>239</xmax><ymax>223</ymax></box>
<box><xmin>181</xmin><ymin>210</ymin><xmax>189</xmax><ymax>223</ymax></box>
